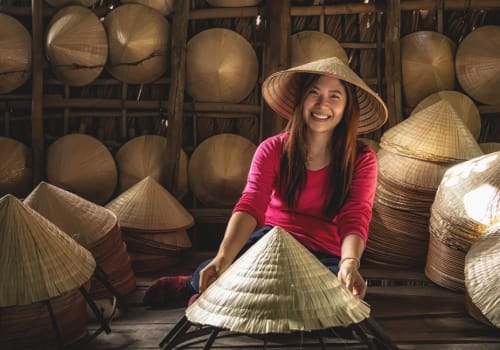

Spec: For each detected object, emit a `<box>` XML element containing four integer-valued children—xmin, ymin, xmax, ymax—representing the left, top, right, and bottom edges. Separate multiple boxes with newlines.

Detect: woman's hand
<box><xmin>199</xmin><ymin>256</ymin><xmax>231</xmax><ymax>293</ymax></box>
<box><xmin>337</xmin><ymin>259</ymin><xmax>367</xmax><ymax>299</ymax></box>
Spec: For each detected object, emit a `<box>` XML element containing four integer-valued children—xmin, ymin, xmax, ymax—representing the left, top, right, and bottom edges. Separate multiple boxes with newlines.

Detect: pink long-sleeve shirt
<box><xmin>233</xmin><ymin>132</ymin><xmax>378</xmax><ymax>256</ymax></box>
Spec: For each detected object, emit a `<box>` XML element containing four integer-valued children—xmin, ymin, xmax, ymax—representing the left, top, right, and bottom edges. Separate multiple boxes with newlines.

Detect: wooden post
<box><xmin>384</xmin><ymin>0</ymin><xmax>403</xmax><ymax>127</ymax></box>
<box><xmin>262</xmin><ymin>0</ymin><xmax>290</xmax><ymax>138</ymax></box>
<box><xmin>31</xmin><ymin>0</ymin><xmax>44</xmax><ymax>186</ymax></box>
<box><xmin>165</xmin><ymin>0</ymin><xmax>190</xmax><ymax>192</ymax></box>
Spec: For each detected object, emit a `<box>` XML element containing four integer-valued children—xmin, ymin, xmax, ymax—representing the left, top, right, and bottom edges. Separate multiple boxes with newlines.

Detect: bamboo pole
<box><xmin>401</xmin><ymin>0</ymin><xmax>500</xmax><ymax>10</ymax></box>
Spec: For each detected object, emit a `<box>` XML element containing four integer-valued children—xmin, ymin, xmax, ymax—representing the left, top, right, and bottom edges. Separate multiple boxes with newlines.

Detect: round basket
<box><xmin>290</xmin><ymin>30</ymin><xmax>348</xmax><ymax>67</ymax></box>
<box><xmin>0</xmin><ymin>137</ymin><xmax>32</xmax><ymax>198</ymax></box>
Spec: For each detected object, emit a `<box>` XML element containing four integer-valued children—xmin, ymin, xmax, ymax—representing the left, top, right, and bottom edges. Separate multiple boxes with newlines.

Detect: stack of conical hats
<box><xmin>426</xmin><ymin>151</ymin><xmax>500</xmax><ymax>291</ymax></box>
<box><xmin>0</xmin><ymin>194</ymin><xmax>94</xmax><ymax>348</ymax></box>
<box><xmin>0</xmin><ymin>137</ymin><xmax>32</xmax><ymax>198</ymax></box>
<box><xmin>366</xmin><ymin>99</ymin><xmax>483</xmax><ymax>267</ymax></box>
<box><xmin>187</xmin><ymin>226</ymin><xmax>370</xmax><ymax>333</ymax></box>
<box><xmin>106</xmin><ymin>176</ymin><xmax>194</xmax><ymax>273</ymax></box>
<box><xmin>24</xmin><ymin>182</ymin><xmax>136</xmax><ymax>299</ymax></box>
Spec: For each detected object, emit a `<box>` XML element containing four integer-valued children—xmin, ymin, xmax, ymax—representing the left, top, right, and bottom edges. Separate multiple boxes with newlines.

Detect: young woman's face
<box><xmin>302</xmin><ymin>75</ymin><xmax>347</xmax><ymax>135</ymax></box>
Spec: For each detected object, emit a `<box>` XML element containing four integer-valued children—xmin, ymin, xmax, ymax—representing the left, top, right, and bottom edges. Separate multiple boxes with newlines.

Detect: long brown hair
<box><xmin>279</xmin><ymin>73</ymin><xmax>360</xmax><ymax>217</ymax></box>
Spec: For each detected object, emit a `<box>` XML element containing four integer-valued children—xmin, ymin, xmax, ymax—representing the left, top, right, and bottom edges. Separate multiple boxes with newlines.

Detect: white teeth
<box><xmin>312</xmin><ymin>112</ymin><xmax>330</xmax><ymax>120</ymax></box>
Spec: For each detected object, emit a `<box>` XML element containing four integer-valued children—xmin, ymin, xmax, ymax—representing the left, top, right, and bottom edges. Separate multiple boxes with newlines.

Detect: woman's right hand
<box><xmin>199</xmin><ymin>256</ymin><xmax>231</xmax><ymax>293</ymax></box>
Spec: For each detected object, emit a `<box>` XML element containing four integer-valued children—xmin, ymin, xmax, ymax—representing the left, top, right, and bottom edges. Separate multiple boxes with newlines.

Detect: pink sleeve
<box><xmin>232</xmin><ymin>136</ymin><xmax>282</xmax><ymax>227</ymax></box>
<box><xmin>337</xmin><ymin>146</ymin><xmax>378</xmax><ymax>244</ymax></box>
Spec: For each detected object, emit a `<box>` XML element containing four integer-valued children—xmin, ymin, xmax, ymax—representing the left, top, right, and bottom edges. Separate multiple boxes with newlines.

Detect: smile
<box><xmin>311</xmin><ymin>112</ymin><xmax>331</xmax><ymax>120</ymax></box>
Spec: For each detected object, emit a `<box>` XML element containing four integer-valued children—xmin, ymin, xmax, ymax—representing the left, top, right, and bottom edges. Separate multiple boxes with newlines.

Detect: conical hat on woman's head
<box><xmin>401</xmin><ymin>31</ymin><xmax>456</xmax><ymax>107</ymax></box>
<box><xmin>45</xmin><ymin>5</ymin><xmax>107</xmax><ymax>86</ymax></box>
<box><xmin>0</xmin><ymin>137</ymin><xmax>32</xmax><ymax>198</ymax></box>
<box><xmin>186</xmin><ymin>28</ymin><xmax>259</xmax><ymax>103</ymax></box>
<box><xmin>186</xmin><ymin>226</ymin><xmax>370</xmax><ymax>333</ymax></box>
<box><xmin>290</xmin><ymin>30</ymin><xmax>348</xmax><ymax>67</ymax></box>
<box><xmin>261</xmin><ymin>57</ymin><xmax>388</xmax><ymax>134</ymax></box>
<box><xmin>121</xmin><ymin>0</ymin><xmax>176</xmax><ymax>16</ymax></box>
<box><xmin>456</xmin><ymin>25</ymin><xmax>500</xmax><ymax>105</ymax></box>
<box><xmin>0</xmin><ymin>195</ymin><xmax>95</xmax><ymax>307</ymax></box>
<box><xmin>0</xmin><ymin>14</ymin><xmax>32</xmax><ymax>94</ymax></box>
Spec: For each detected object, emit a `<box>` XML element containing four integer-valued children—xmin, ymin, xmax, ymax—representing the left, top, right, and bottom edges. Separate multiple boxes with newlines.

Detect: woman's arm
<box><xmin>338</xmin><ymin>234</ymin><xmax>367</xmax><ymax>298</ymax></box>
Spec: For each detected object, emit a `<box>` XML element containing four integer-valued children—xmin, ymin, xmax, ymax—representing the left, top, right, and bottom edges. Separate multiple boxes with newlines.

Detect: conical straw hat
<box><xmin>121</xmin><ymin>0</ymin><xmax>175</xmax><ymax>16</ymax></box>
<box><xmin>187</xmin><ymin>226</ymin><xmax>370</xmax><ymax>333</ymax></box>
<box><xmin>290</xmin><ymin>30</ymin><xmax>348</xmax><ymax>67</ymax></box>
<box><xmin>45</xmin><ymin>5</ymin><xmax>107</xmax><ymax>86</ymax></box>
<box><xmin>206</xmin><ymin>0</ymin><xmax>262</xmax><ymax>6</ymax></box>
<box><xmin>0</xmin><ymin>195</ymin><xmax>95</xmax><ymax>307</ymax></box>
<box><xmin>455</xmin><ymin>25</ymin><xmax>500</xmax><ymax>105</ymax></box>
<box><xmin>24</xmin><ymin>182</ymin><xmax>117</xmax><ymax>248</ymax></box>
<box><xmin>480</xmin><ymin>143</ymin><xmax>500</xmax><ymax>154</ymax></box>
<box><xmin>188</xmin><ymin>133</ymin><xmax>256</xmax><ymax>207</ymax></box>
<box><xmin>115</xmin><ymin>135</ymin><xmax>188</xmax><ymax>199</ymax></box>
<box><xmin>106</xmin><ymin>176</ymin><xmax>194</xmax><ymax>231</ymax></box>
<box><xmin>0</xmin><ymin>137</ymin><xmax>32</xmax><ymax>198</ymax></box>
<box><xmin>104</xmin><ymin>3</ymin><xmax>170</xmax><ymax>84</ymax></box>
<box><xmin>0</xmin><ymin>13</ymin><xmax>32</xmax><ymax>94</ymax></box>
<box><xmin>261</xmin><ymin>57</ymin><xmax>388</xmax><ymax>134</ymax></box>
<box><xmin>186</xmin><ymin>28</ymin><xmax>259</xmax><ymax>103</ymax></box>
<box><xmin>45</xmin><ymin>0</ymin><xmax>99</xmax><ymax>6</ymax></box>
<box><xmin>464</xmin><ymin>222</ymin><xmax>500</xmax><ymax>327</ymax></box>
<box><xmin>411</xmin><ymin>90</ymin><xmax>481</xmax><ymax>140</ymax></box>
<box><xmin>380</xmin><ymin>99</ymin><xmax>483</xmax><ymax>162</ymax></box>
<box><xmin>401</xmin><ymin>31</ymin><xmax>456</xmax><ymax>107</ymax></box>
<box><xmin>46</xmin><ymin>134</ymin><xmax>117</xmax><ymax>205</ymax></box>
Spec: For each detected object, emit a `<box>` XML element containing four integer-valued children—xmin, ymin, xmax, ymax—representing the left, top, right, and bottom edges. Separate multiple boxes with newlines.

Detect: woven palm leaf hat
<box><xmin>261</xmin><ymin>57</ymin><xmax>388</xmax><ymax>134</ymax></box>
<box><xmin>104</xmin><ymin>3</ymin><xmax>170</xmax><ymax>84</ymax></box>
<box><xmin>0</xmin><ymin>137</ymin><xmax>32</xmax><ymax>198</ymax></box>
<box><xmin>46</xmin><ymin>133</ymin><xmax>117</xmax><ymax>205</ymax></box>
<box><xmin>290</xmin><ymin>30</ymin><xmax>348</xmax><ymax>67</ymax></box>
<box><xmin>45</xmin><ymin>5</ymin><xmax>107</xmax><ymax>87</ymax></box>
<box><xmin>186</xmin><ymin>226</ymin><xmax>370</xmax><ymax>333</ymax></box>
<box><xmin>411</xmin><ymin>90</ymin><xmax>481</xmax><ymax>140</ymax></box>
<box><xmin>186</xmin><ymin>28</ymin><xmax>259</xmax><ymax>103</ymax></box>
<box><xmin>206</xmin><ymin>0</ymin><xmax>262</xmax><ymax>6</ymax></box>
<box><xmin>45</xmin><ymin>0</ymin><xmax>98</xmax><ymax>6</ymax></box>
<box><xmin>121</xmin><ymin>0</ymin><xmax>176</xmax><ymax>16</ymax></box>
<box><xmin>455</xmin><ymin>25</ymin><xmax>500</xmax><ymax>105</ymax></box>
<box><xmin>115</xmin><ymin>135</ymin><xmax>188</xmax><ymax>200</ymax></box>
<box><xmin>464</xmin><ymin>222</ymin><xmax>500</xmax><ymax>327</ymax></box>
<box><xmin>0</xmin><ymin>195</ymin><xmax>95</xmax><ymax>307</ymax></box>
<box><xmin>0</xmin><ymin>13</ymin><xmax>32</xmax><ymax>94</ymax></box>
<box><xmin>400</xmin><ymin>30</ymin><xmax>456</xmax><ymax>107</ymax></box>
<box><xmin>480</xmin><ymin>143</ymin><xmax>500</xmax><ymax>154</ymax></box>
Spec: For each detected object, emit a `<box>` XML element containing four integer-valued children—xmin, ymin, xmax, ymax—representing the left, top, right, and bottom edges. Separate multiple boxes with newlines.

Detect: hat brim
<box><xmin>262</xmin><ymin>57</ymin><xmax>388</xmax><ymax>134</ymax></box>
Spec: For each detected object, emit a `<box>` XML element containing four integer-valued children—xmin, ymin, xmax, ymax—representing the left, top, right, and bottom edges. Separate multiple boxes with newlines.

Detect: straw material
<box><xmin>261</xmin><ymin>57</ymin><xmax>388</xmax><ymax>134</ymax></box>
<box><xmin>0</xmin><ymin>137</ymin><xmax>32</xmax><ymax>198</ymax></box>
<box><xmin>115</xmin><ymin>135</ymin><xmax>188</xmax><ymax>199</ymax></box>
<box><xmin>46</xmin><ymin>133</ymin><xmax>117</xmax><ymax>205</ymax></box>
<box><xmin>106</xmin><ymin>176</ymin><xmax>194</xmax><ymax>231</ymax></box>
<box><xmin>121</xmin><ymin>0</ymin><xmax>176</xmax><ymax>16</ymax></box>
<box><xmin>480</xmin><ymin>143</ymin><xmax>500</xmax><ymax>154</ymax></box>
<box><xmin>380</xmin><ymin>100</ymin><xmax>483</xmax><ymax>162</ymax></box>
<box><xmin>290</xmin><ymin>30</ymin><xmax>348</xmax><ymax>67</ymax></box>
<box><xmin>45</xmin><ymin>5</ymin><xmax>107</xmax><ymax>86</ymax></box>
<box><xmin>186</xmin><ymin>28</ymin><xmax>259</xmax><ymax>103</ymax></box>
<box><xmin>188</xmin><ymin>133</ymin><xmax>256</xmax><ymax>207</ymax></box>
<box><xmin>455</xmin><ymin>25</ymin><xmax>500</xmax><ymax>105</ymax></box>
<box><xmin>24</xmin><ymin>181</ymin><xmax>117</xmax><ymax>247</ymax></box>
<box><xmin>0</xmin><ymin>13</ymin><xmax>32</xmax><ymax>94</ymax></box>
<box><xmin>0</xmin><ymin>195</ymin><xmax>96</xmax><ymax>307</ymax></box>
<box><xmin>45</xmin><ymin>0</ymin><xmax>99</xmax><ymax>6</ymax></box>
<box><xmin>104</xmin><ymin>3</ymin><xmax>170</xmax><ymax>84</ymax></box>
<box><xmin>186</xmin><ymin>226</ymin><xmax>370</xmax><ymax>334</ymax></box>
<box><xmin>206</xmin><ymin>0</ymin><xmax>262</xmax><ymax>6</ymax></box>
<box><xmin>401</xmin><ymin>31</ymin><xmax>456</xmax><ymax>107</ymax></box>
<box><xmin>123</xmin><ymin>230</ymin><xmax>191</xmax><ymax>255</ymax></box>
<box><xmin>411</xmin><ymin>90</ymin><xmax>481</xmax><ymax>140</ymax></box>
<box><xmin>465</xmin><ymin>222</ymin><xmax>500</xmax><ymax>327</ymax></box>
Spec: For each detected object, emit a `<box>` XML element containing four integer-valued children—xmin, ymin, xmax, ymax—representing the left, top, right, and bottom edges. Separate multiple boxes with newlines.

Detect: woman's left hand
<box><xmin>337</xmin><ymin>259</ymin><xmax>367</xmax><ymax>299</ymax></box>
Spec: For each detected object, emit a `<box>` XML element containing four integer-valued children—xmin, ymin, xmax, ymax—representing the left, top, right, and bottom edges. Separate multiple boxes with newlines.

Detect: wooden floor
<box><xmin>79</xmin><ymin>254</ymin><xmax>500</xmax><ymax>350</ymax></box>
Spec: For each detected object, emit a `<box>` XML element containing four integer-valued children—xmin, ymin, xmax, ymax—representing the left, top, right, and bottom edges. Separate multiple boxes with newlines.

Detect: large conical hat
<box><xmin>0</xmin><ymin>195</ymin><xmax>95</xmax><ymax>307</ymax></box>
<box><xmin>45</xmin><ymin>0</ymin><xmax>99</xmax><ymax>6</ymax></box>
<box><xmin>455</xmin><ymin>25</ymin><xmax>500</xmax><ymax>105</ymax></box>
<box><xmin>186</xmin><ymin>28</ymin><xmax>259</xmax><ymax>103</ymax></box>
<box><xmin>411</xmin><ymin>90</ymin><xmax>481</xmax><ymax>140</ymax></box>
<box><xmin>188</xmin><ymin>133</ymin><xmax>256</xmax><ymax>207</ymax></box>
<box><xmin>24</xmin><ymin>182</ymin><xmax>117</xmax><ymax>248</ymax></box>
<box><xmin>0</xmin><ymin>13</ymin><xmax>32</xmax><ymax>94</ymax></box>
<box><xmin>121</xmin><ymin>0</ymin><xmax>175</xmax><ymax>16</ymax></box>
<box><xmin>45</xmin><ymin>5</ymin><xmax>107</xmax><ymax>86</ymax></box>
<box><xmin>46</xmin><ymin>134</ymin><xmax>117</xmax><ymax>205</ymax></box>
<box><xmin>104</xmin><ymin>3</ymin><xmax>170</xmax><ymax>84</ymax></box>
<box><xmin>380</xmin><ymin>100</ymin><xmax>483</xmax><ymax>162</ymax></box>
<box><xmin>290</xmin><ymin>30</ymin><xmax>348</xmax><ymax>67</ymax></box>
<box><xmin>106</xmin><ymin>176</ymin><xmax>194</xmax><ymax>231</ymax></box>
<box><xmin>465</xmin><ymin>222</ymin><xmax>500</xmax><ymax>327</ymax></box>
<box><xmin>187</xmin><ymin>226</ymin><xmax>370</xmax><ymax>333</ymax></box>
<box><xmin>206</xmin><ymin>0</ymin><xmax>261</xmax><ymax>6</ymax></box>
<box><xmin>401</xmin><ymin>31</ymin><xmax>456</xmax><ymax>107</ymax></box>
<box><xmin>0</xmin><ymin>137</ymin><xmax>32</xmax><ymax>198</ymax></box>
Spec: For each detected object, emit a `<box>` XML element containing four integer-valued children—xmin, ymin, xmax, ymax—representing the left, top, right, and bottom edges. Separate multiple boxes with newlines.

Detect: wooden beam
<box><xmin>401</xmin><ymin>0</ymin><xmax>500</xmax><ymax>10</ymax></box>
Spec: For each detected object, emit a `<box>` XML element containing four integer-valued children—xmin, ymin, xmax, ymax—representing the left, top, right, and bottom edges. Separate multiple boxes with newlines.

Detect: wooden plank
<box><xmin>401</xmin><ymin>0</ymin><xmax>500</xmax><ymax>10</ymax></box>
